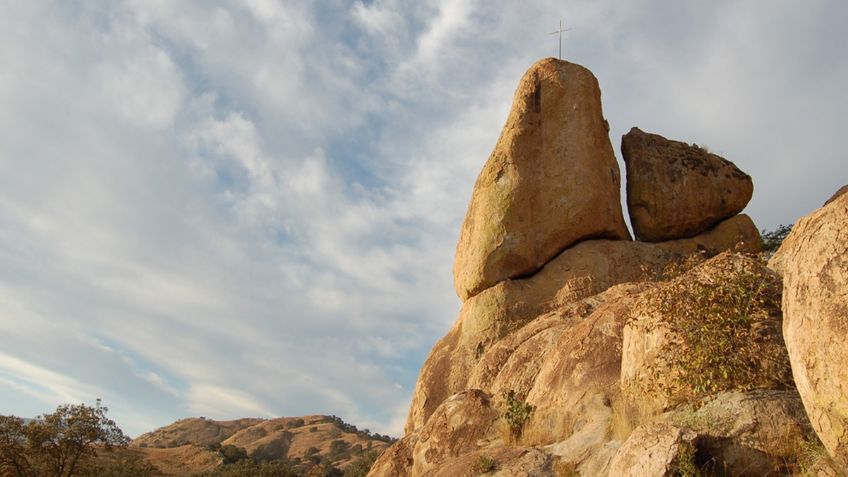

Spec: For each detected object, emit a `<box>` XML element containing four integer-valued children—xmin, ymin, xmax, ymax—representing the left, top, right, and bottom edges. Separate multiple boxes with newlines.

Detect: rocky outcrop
<box><xmin>667</xmin><ymin>390</ymin><xmax>812</xmax><ymax>476</ymax></box>
<box><xmin>771</xmin><ymin>191</ymin><xmax>848</xmax><ymax>469</ymax></box>
<box><xmin>622</xmin><ymin>127</ymin><xmax>753</xmax><ymax>242</ymax></box>
<box><xmin>424</xmin><ymin>447</ymin><xmax>556</xmax><ymax>477</ymax></box>
<box><xmin>407</xmin><ymin>215</ymin><xmax>761</xmax><ymax>434</ymax></box>
<box><xmin>373</xmin><ymin>58</ymin><xmax>816</xmax><ymax>477</ymax></box>
<box><xmin>453</xmin><ymin>58</ymin><xmax>630</xmax><ymax>301</ymax></box>
<box><xmin>824</xmin><ymin>184</ymin><xmax>848</xmax><ymax>206</ymax></box>
<box><xmin>608</xmin><ymin>423</ymin><xmax>697</xmax><ymax>477</ymax></box>
<box><xmin>368</xmin><ymin>390</ymin><xmax>501</xmax><ymax>477</ymax></box>
<box><xmin>610</xmin><ymin>389</ymin><xmax>812</xmax><ymax>477</ymax></box>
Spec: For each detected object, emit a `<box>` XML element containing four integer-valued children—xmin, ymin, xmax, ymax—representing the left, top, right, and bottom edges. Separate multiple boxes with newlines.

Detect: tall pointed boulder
<box><xmin>453</xmin><ymin>58</ymin><xmax>630</xmax><ymax>301</ymax></box>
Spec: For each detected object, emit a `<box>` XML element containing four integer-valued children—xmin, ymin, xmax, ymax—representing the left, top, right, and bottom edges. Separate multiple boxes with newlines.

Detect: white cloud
<box><xmin>352</xmin><ymin>0</ymin><xmax>404</xmax><ymax>37</ymax></box>
<box><xmin>0</xmin><ymin>353</ymin><xmax>101</xmax><ymax>405</ymax></box>
<box><xmin>96</xmin><ymin>46</ymin><xmax>185</xmax><ymax>129</ymax></box>
<box><xmin>187</xmin><ymin>383</ymin><xmax>276</xmax><ymax>418</ymax></box>
<box><xmin>0</xmin><ymin>0</ymin><xmax>845</xmax><ymax>440</ymax></box>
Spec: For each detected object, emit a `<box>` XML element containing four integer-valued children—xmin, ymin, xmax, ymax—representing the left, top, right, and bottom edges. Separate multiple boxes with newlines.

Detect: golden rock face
<box><xmin>772</xmin><ymin>191</ymin><xmax>848</xmax><ymax>469</ymax></box>
<box><xmin>453</xmin><ymin>58</ymin><xmax>630</xmax><ymax>302</ymax></box>
<box><xmin>622</xmin><ymin>126</ymin><xmax>753</xmax><ymax>242</ymax></box>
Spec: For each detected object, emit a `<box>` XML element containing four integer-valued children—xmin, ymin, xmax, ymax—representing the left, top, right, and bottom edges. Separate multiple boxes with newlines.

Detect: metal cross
<box><xmin>548</xmin><ymin>20</ymin><xmax>570</xmax><ymax>60</ymax></box>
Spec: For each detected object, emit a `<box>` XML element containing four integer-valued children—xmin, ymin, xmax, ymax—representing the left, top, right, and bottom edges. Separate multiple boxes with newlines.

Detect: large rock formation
<box><xmin>407</xmin><ymin>215</ymin><xmax>761</xmax><ymax>434</ymax></box>
<box><xmin>622</xmin><ymin>127</ymin><xmax>753</xmax><ymax>242</ymax></box>
<box><xmin>370</xmin><ymin>58</ymin><xmax>824</xmax><ymax>477</ymax></box>
<box><xmin>453</xmin><ymin>58</ymin><xmax>630</xmax><ymax>301</ymax></box>
<box><xmin>771</xmin><ymin>191</ymin><xmax>848</xmax><ymax>469</ymax></box>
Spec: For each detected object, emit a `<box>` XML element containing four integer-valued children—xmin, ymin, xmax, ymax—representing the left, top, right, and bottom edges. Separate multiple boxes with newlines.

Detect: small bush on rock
<box><xmin>473</xmin><ymin>454</ymin><xmax>496</xmax><ymax>473</ymax></box>
<box><xmin>645</xmin><ymin>253</ymin><xmax>792</xmax><ymax>399</ymax></box>
<box><xmin>501</xmin><ymin>390</ymin><xmax>533</xmax><ymax>440</ymax></box>
<box><xmin>676</xmin><ymin>442</ymin><xmax>701</xmax><ymax>477</ymax></box>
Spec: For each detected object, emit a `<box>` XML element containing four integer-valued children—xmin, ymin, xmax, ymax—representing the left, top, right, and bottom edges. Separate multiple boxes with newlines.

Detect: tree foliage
<box><xmin>0</xmin><ymin>399</ymin><xmax>129</xmax><ymax>477</ymax></box>
<box><xmin>195</xmin><ymin>459</ymin><xmax>299</xmax><ymax>477</ymax></box>
<box><xmin>761</xmin><ymin>224</ymin><xmax>792</xmax><ymax>253</ymax></box>
<box><xmin>341</xmin><ymin>451</ymin><xmax>379</xmax><ymax>477</ymax></box>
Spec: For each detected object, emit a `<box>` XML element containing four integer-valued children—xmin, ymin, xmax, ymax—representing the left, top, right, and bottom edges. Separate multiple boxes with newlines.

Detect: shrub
<box><xmin>677</xmin><ymin>442</ymin><xmax>701</xmax><ymax>477</ymax></box>
<box><xmin>342</xmin><ymin>450</ymin><xmax>380</xmax><ymax>477</ymax></box>
<box><xmin>644</xmin><ymin>253</ymin><xmax>791</xmax><ymax>399</ymax></box>
<box><xmin>79</xmin><ymin>456</ymin><xmax>160</xmax><ymax>477</ymax></box>
<box><xmin>219</xmin><ymin>445</ymin><xmax>248</xmax><ymax>465</ymax></box>
<box><xmin>501</xmin><ymin>390</ymin><xmax>533</xmax><ymax>439</ymax></box>
<box><xmin>473</xmin><ymin>454</ymin><xmax>496</xmax><ymax>473</ymax></box>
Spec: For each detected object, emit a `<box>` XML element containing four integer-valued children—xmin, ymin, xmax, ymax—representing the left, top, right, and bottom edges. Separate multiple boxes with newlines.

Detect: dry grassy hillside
<box><xmin>129</xmin><ymin>415</ymin><xmax>393</xmax><ymax>476</ymax></box>
<box><xmin>133</xmin><ymin>417</ymin><xmax>264</xmax><ymax>449</ymax></box>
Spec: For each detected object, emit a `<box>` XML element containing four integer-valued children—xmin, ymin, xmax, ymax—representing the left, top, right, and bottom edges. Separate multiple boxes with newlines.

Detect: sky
<box><xmin>0</xmin><ymin>0</ymin><xmax>846</xmax><ymax>438</ymax></box>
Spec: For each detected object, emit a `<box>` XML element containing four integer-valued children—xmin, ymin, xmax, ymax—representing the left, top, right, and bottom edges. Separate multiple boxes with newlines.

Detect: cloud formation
<box><xmin>0</xmin><ymin>0</ymin><xmax>846</xmax><ymax>437</ymax></box>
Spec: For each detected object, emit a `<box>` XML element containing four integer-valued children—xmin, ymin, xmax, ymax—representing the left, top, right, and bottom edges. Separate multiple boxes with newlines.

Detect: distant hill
<box><xmin>133</xmin><ymin>417</ymin><xmax>264</xmax><ymax>449</ymax></box>
<box><xmin>130</xmin><ymin>415</ymin><xmax>393</xmax><ymax>476</ymax></box>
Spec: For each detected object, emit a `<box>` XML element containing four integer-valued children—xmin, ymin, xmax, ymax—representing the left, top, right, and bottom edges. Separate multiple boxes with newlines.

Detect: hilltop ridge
<box><xmin>129</xmin><ymin>414</ymin><xmax>393</xmax><ymax>475</ymax></box>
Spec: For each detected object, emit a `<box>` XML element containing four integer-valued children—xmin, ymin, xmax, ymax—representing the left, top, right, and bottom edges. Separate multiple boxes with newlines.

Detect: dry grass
<box><xmin>518</xmin><ymin>409</ymin><xmax>576</xmax><ymax>447</ymax></box>
<box><xmin>779</xmin><ymin>433</ymin><xmax>835</xmax><ymax>476</ymax></box>
<box><xmin>608</xmin><ymin>396</ymin><xmax>658</xmax><ymax>442</ymax></box>
<box><xmin>136</xmin><ymin>444</ymin><xmax>221</xmax><ymax>475</ymax></box>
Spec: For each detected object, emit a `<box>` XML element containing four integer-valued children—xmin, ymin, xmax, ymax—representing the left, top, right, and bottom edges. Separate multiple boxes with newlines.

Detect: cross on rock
<box><xmin>548</xmin><ymin>20</ymin><xmax>570</xmax><ymax>60</ymax></box>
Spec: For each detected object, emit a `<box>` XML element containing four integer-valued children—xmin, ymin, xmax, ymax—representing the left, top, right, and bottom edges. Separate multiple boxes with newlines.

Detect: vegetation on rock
<box><xmin>501</xmin><ymin>390</ymin><xmax>533</xmax><ymax>440</ymax></box>
<box><xmin>676</xmin><ymin>441</ymin><xmax>700</xmax><ymax>477</ymax></box>
<box><xmin>472</xmin><ymin>454</ymin><xmax>496</xmax><ymax>473</ymax></box>
<box><xmin>645</xmin><ymin>253</ymin><xmax>791</xmax><ymax>399</ymax></box>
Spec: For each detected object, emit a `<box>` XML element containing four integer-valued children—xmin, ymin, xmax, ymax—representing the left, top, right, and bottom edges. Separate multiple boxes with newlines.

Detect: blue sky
<box><xmin>1</xmin><ymin>0</ymin><xmax>846</xmax><ymax>438</ymax></box>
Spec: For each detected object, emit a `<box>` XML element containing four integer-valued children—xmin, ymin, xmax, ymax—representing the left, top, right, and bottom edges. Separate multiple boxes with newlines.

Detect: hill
<box><xmin>130</xmin><ymin>415</ymin><xmax>393</xmax><ymax>476</ymax></box>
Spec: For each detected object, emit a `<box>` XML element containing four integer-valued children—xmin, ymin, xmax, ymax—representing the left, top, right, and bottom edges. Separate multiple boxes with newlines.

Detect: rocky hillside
<box><xmin>368</xmin><ymin>57</ymin><xmax>848</xmax><ymax>476</ymax></box>
<box><xmin>130</xmin><ymin>415</ymin><xmax>392</xmax><ymax>475</ymax></box>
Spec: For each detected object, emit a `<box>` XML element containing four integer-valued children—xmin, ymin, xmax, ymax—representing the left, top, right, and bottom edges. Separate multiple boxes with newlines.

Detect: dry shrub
<box><xmin>473</xmin><ymin>453</ymin><xmax>497</xmax><ymax>474</ymax></box>
<box><xmin>777</xmin><ymin>432</ymin><xmax>835</xmax><ymax>477</ymax></box>
<box><xmin>644</xmin><ymin>252</ymin><xmax>792</xmax><ymax>400</ymax></box>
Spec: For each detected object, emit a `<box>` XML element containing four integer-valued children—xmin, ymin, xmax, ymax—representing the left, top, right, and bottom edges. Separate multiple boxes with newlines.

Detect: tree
<box><xmin>761</xmin><ymin>224</ymin><xmax>792</xmax><ymax>253</ymax></box>
<box><xmin>218</xmin><ymin>445</ymin><xmax>248</xmax><ymax>465</ymax></box>
<box><xmin>342</xmin><ymin>450</ymin><xmax>380</xmax><ymax>477</ymax></box>
<box><xmin>0</xmin><ymin>415</ymin><xmax>33</xmax><ymax>477</ymax></box>
<box><xmin>0</xmin><ymin>399</ymin><xmax>129</xmax><ymax>477</ymax></box>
